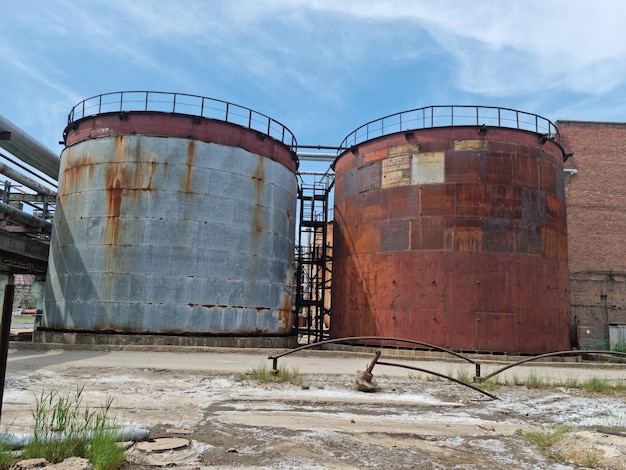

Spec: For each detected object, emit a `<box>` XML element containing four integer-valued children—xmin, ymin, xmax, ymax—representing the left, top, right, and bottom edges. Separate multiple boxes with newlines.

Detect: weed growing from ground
<box><xmin>247</xmin><ymin>363</ymin><xmax>301</xmax><ymax>385</ymax></box>
<box><xmin>0</xmin><ymin>443</ymin><xmax>13</xmax><ymax>470</ymax></box>
<box><xmin>521</xmin><ymin>426</ymin><xmax>570</xmax><ymax>462</ymax></box>
<box><xmin>525</xmin><ymin>370</ymin><xmax>549</xmax><ymax>389</ymax></box>
<box><xmin>582</xmin><ymin>377</ymin><xmax>610</xmax><ymax>393</ymax></box>
<box><xmin>451</xmin><ymin>367</ymin><xmax>471</xmax><ymax>383</ymax></box>
<box><xmin>563</xmin><ymin>376</ymin><xmax>579</xmax><ymax>389</ymax></box>
<box><xmin>21</xmin><ymin>386</ymin><xmax>125</xmax><ymax>470</ymax></box>
<box><xmin>581</xmin><ymin>450</ymin><xmax>600</xmax><ymax>468</ymax></box>
<box><xmin>477</xmin><ymin>377</ymin><xmax>500</xmax><ymax>391</ymax></box>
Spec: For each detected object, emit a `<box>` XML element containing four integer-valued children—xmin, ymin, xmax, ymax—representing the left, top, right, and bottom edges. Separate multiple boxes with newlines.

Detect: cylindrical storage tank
<box><xmin>332</xmin><ymin>106</ymin><xmax>571</xmax><ymax>354</ymax></box>
<box><xmin>43</xmin><ymin>92</ymin><xmax>298</xmax><ymax>346</ymax></box>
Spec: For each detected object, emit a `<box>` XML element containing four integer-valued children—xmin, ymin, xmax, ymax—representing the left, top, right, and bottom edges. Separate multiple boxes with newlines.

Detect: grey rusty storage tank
<box><xmin>43</xmin><ymin>91</ymin><xmax>298</xmax><ymax>347</ymax></box>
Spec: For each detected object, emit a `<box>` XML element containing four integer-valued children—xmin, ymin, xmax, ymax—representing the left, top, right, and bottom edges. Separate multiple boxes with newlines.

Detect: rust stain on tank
<box><xmin>183</xmin><ymin>140</ymin><xmax>195</xmax><ymax>193</ymax></box>
<box><xmin>252</xmin><ymin>157</ymin><xmax>265</xmax><ymax>234</ymax></box>
<box><xmin>104</xmin><ymin>136</ymin><xmax>128</xmax><ymax>252</ymax></box>
<box><xmin>115</xmin><ymin>135</ymin><xmax>126</xmax><ymax>162</ymax></box>
<box><xmin>280</xmin><ymin>293</ymin><xmax>292</xmax><ymax>332</ymax></box>
<box><xmin>59</xmin><ymin>149</ymin><xmax>95</xmax><ymax>200</ymax></box>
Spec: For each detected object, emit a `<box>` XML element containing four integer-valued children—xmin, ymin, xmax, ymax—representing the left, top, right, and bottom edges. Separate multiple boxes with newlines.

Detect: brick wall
<box><xmin>557</xmin><ymin>121</ymin><xmax>626</xmax><ymax>348</ymax></box>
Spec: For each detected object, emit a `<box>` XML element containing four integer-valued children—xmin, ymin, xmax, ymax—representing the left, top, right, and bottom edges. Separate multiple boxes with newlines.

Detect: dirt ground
<box><xmin>3</xmin><ymin>345</ymin><xmax>626</xmax><ymax>469</ymax></box>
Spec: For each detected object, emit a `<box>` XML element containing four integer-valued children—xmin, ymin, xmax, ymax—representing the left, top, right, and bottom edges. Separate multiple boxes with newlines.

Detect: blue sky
<box><xmin>2</xmin><ymin>0</ymin><xmax>626</xmax><ymax>169</ymax></box>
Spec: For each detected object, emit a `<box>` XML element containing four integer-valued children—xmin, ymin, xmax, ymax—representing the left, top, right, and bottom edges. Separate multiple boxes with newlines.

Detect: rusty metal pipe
<box><xmin>479</xmin><ymin>350</ymin><xmax>626</xmax><ymax>383</ymax></box>
<box><xmin>365</xmin><ymin>350</ymin><xmax>381</xmax><ymax>375</ymax></box>
<box><xmin>0</xmin><ymin>163</ymin><xmax>56</xmax><ymax>197</ymax></box>
<box><xmin>0</xmin><ymin>201</ymin><xmax>52</xmax><ymax>231</ymax></box>
<box><xmin>267</xmin><ymin>336</ymin><xmax>480</xmax><ymax>371</ymax></box>
<box><xmin>377</xmin><ymin>360</ymin><xmax>499</xmax><ymax>400</ymax></box>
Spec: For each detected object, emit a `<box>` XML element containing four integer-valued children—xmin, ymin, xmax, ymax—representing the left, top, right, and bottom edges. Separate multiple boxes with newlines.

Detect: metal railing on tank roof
<box><xmin>67</xmin><ymin>91</ymin><xmax>298</xmax><ymax>147</ymax></box>
<box><xmin>339</xmin><ymin>105</ymin><xmax>560</xmax><ymax>150</ymax></box>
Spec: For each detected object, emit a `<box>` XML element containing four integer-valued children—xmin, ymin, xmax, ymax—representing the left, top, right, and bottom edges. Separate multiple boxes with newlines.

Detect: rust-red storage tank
<box><xmin>331</xmin><ymin>106</ymin><xmax>571</xmax><ymax>354</ymax></box>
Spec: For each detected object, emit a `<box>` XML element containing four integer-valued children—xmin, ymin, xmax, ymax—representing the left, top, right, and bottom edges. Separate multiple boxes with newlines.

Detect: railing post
<box><xmin>535</xmin><ymin>114</ymin><xmax>539</xmax><ymax>133</ymax></box>
<box><xmin>119</xmin><ymin>91</ymin><xmax>124</xmax><ymax>112</ymax></box>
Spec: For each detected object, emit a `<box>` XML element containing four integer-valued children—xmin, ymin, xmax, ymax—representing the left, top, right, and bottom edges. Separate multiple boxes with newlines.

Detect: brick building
<box><xmin>558</xmin><ymin>121</ymin><xmax>626</xmax><ymax>349</ymax></box>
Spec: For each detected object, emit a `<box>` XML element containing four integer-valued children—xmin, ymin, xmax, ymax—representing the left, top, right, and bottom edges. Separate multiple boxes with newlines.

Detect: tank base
<box><xmin>33</xmin><ymin>330</ymin><xmax>298</xmax><ymax>349</ymax></box>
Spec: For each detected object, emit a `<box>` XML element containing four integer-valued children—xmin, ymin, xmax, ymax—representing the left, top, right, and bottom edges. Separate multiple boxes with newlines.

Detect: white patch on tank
<box><xmin>411</xmin><ymin>152</ymin><xmax>445</xmax><ymax>184</ymax></box>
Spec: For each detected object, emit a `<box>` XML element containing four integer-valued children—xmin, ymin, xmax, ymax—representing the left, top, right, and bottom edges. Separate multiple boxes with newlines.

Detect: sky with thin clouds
<box><xmin>2</xmin><ymin>0</ymin><xmax>626</xmax><ymax>162</ymax></box>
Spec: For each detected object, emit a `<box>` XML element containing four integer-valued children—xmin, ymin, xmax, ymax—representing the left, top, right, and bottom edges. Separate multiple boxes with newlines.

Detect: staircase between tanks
<box><xmin>295</xmin><ymin>173</ymin><xmax>333</xmax><ymax>344</ymax></box>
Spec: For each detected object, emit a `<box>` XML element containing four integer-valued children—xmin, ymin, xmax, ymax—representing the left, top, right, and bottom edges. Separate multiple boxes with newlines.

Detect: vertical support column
<box><xmin>0</xmin><ymin>275</ymin><xmax>14</xmax><ymax>313</ymax></box>
<box><xmin>0</xmin><ymin>273</ymin><xmax>15</xmax><ymax>424</ymax></box>
<box><xmin>30</xmin><ymin>275</ymin><xmax>46</xmax><ymax>329</ymax></box>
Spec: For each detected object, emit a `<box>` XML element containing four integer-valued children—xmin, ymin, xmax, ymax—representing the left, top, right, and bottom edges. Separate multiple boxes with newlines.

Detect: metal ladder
<box><xmin>295</xmin><ymin>173</ymin><xmax>333</xmax><ymax>343</ymax></box>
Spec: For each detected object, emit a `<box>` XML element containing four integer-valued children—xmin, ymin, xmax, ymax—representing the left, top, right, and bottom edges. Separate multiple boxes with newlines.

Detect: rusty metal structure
<box><xmin>331</xmin><ymin>106</ymin><xmax>571</xmax><ymax>354</ymax></box>
<box><xmin>294</xmin><ymin>172</ymin><xmax>333</xmax><ymax>342</ymax></box>
<box><xmin>0</xmin><ymin>114</ymin><xmax>58</xmax><ymax>276</ymax></box>
<box><xmin>42</xmin><ymin>92</ymin><xmax>298</xmax><ymax>345</ymax></box>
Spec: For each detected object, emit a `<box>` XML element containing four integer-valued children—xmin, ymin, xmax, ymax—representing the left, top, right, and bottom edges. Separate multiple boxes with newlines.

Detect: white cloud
<box><xmin>251</xmin><ymin>0</ymin><xmax>626</xmax><ymax>96</ymax></box>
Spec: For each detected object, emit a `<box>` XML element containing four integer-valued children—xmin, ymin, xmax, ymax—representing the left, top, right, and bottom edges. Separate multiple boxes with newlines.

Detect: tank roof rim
<box><xmin>332</xmin><ymin>123</ymin><xmax>567</xmax><ymax>168</ymax></box>
<box><xmin>338</xmin><ymin>105</ymin><xmax>560</xmax><ymax>152</ymax></box>
<box><xmin>65</xmin><ymin>90</ymin><xmax>297</xmax><ymax>148</ymax></box>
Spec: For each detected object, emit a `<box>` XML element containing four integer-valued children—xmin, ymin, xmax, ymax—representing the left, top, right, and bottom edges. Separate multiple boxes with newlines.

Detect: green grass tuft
<box><xmin>582</xmin><ymin>377</ymin><xmax>610</xmax><ymax>393</ymax></box>
<box><xmin>525</xmin><ymin>370</ymin><xmax>549</xmax><ymax>389</ymax></box>
<box><xmin>477</xmin><ymin>377</ymin><xmax>500</xmax><ymax>391</ymax></box>
<box><xmin>247</xmin><ymin>363</ymin><xmax>301</xmax><ymax>385</ymax></box>
<box><xmin>521</xmin><ymin>425</ymin><xmax>570</xmax><ymax>461</ymax></box>
<box><xmin>21</xmin><ymin>386</ymin><xmax>124</xmax><ymax>470</ymax></box>
<box><xmin>88</xmin><ymin>432</ymin><xmax>126</xmax><ymax>470</ymax></box>
<box><xmin>0</xmin><ymin>443</ymin><xmax>14</xmax><ymax>470</ymax></box>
